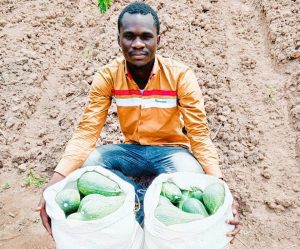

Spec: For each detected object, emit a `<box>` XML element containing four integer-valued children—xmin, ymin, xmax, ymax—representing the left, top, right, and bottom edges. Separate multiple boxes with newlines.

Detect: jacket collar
<box><xmin>124</xmin><ymin>55</ymin><xmax>160</xmax><ymax>80</ymax></box>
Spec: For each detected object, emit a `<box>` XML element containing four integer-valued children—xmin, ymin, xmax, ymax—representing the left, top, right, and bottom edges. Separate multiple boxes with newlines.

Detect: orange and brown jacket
<box><xmin>55</xmin><ymin>55</ymin><xmax>222</xmax><ymax>178</ymax></box>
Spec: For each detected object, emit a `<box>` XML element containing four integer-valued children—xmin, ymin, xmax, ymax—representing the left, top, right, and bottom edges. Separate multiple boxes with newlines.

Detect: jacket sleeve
<box><xmin>54</xmin><ymin>68</ymin><xmax>113</xmax><ymax>176</ymax></box>
<box><xmin>177</xmin><ymin>68</ymin><xmax>222</xmax><ymax>178</ymax></box>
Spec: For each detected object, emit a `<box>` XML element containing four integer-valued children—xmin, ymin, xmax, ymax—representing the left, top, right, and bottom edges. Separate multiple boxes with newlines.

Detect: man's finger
<box><xmin>228</xmin><ymin>219</ymin><xmax>239</xmax><ymax>226</ymax></box>
<box><xmin>230</xmin><ymin>237</ymin><xmax>236</xmax><ymax>244</ymax></box>
<box><xmin>35</xmin><ymin>203</ymin><xmax>44</xmax><ymax>212</ymax></box>
<box><xmin>227</xmin><ymin>226</ymin><xmax>241</xmax><ymax>237</ymax></box>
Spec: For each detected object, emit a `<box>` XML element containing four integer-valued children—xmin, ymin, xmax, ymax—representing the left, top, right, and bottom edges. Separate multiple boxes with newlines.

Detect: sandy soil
<box><xmin>0</xmin><ymin>0</ymin><xmax>299</xmax><ymax>248</ymax></box>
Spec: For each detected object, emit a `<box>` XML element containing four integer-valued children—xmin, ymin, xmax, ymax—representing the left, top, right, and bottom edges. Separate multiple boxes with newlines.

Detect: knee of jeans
<box><xmin>82</xmin><ymin>150</ymin><xmax>103</xmax><ymax>167</ymax></box>
<box><xmin>170</xmin><ymin>152</ymin><xmax>204</xmax><ymax>173</ymax></box>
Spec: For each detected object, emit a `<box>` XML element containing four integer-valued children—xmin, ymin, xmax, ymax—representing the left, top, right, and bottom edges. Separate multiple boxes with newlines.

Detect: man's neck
<box><xmin>127</xmin><ymin>59</ymin><xmax>155</xmax><ymax>89</ymax></box>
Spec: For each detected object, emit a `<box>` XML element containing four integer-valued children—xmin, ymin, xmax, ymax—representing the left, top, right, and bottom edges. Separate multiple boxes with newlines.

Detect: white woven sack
<box><xmin>143</xmin><ymin>172</ymin><xmax>234</xmax><ymax>249</ymax></box>
<box><xmin>44</xmin><ymin>165</ymin><xmax>144</xmax><ymax>249</ymax></box>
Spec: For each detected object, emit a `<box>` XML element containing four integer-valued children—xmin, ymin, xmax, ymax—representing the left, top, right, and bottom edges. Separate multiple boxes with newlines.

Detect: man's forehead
<box><xmin>120</xmin><ymin>13</ymin><xmax>156</xmax><ymax>32</ymax></box>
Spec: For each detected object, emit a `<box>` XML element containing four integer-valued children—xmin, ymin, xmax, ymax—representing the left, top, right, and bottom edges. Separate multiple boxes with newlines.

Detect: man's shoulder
<box><xmin>157</xmin><ymin>54</ymin><xmax>190</xmax><ymax>72</ymax></box>
<box><xmin>96</xmin><ymin>57</ymin><xmax>125</xmax><ymax>75</ymax></box>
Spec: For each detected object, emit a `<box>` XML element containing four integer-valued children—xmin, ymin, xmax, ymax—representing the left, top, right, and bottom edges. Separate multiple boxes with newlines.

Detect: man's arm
<box><xmin>177</xmin><ymin>68</ymin><xmax>222</xmax><ymax>178</ymax></box>
<box><xmin>54</xmin><ymin>68</ymin><xmax>113</xmax><ymax>176</ymax></box>
<box><xmin>36</xmin><ymin>67</ymin><xmax>113</xmax><ymax>235</ymax></box>
<box><xmin>178</xmin><ymin>68</ymin><xmax>240</xmax><ymax>243</ymax></box>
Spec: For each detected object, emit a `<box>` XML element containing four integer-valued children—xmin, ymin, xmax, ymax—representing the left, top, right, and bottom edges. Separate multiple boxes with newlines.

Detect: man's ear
<box><xmin>157</xmin><ymin>35</ymin><xmax>161</xmax><ymax>46</ymax></box>
<box><xmin>118</xmin><ymin>34</ymin><xmax>121</xmax><ymax>47</ymax></box>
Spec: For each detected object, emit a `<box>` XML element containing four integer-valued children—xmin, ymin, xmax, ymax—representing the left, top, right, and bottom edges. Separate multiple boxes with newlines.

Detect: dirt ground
<box><xmin>0</xmin><ymin>0</ymin><xmax>299</xmax><ymax>248</ymax></box>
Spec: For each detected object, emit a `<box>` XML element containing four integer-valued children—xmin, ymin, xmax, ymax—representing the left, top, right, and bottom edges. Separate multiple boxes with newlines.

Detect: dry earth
<box><xmin>0</xmin><ymin>0</ymin><xmax>299</xmax><ymax>248</ymax></box>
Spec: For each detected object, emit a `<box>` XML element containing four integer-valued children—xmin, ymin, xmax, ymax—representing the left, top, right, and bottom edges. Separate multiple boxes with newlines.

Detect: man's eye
<box><xmin>124</xmin><ymin>34</ymin><xmax>134</xmax><ymax>39</ymax></box>
<box><xmin>142</xmin><ymin>35</ymin><xmax>153</xmax><ymax>40</ymax></box>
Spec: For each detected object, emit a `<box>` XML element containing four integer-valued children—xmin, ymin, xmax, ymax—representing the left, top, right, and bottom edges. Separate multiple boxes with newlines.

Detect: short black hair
<box><xmin>118</xmin><ymin>2</ymin><xmax>160</xmax><ymax>34</ymax></box>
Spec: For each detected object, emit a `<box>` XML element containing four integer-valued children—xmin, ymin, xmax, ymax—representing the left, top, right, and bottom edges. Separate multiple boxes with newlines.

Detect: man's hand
<box><xmin>36</xmin><ymin>172</ymin><xmax>65</xmax><ymax>236</ymax></box>
<box><xmin>36</xmin><ymin>195</ymin><xmax>52</xmax><ymax>236</ymax></box>
<box><xmin>226</xmin><ymin>200</ymin><xmax>240</xmax><ymax>244</ymax></box>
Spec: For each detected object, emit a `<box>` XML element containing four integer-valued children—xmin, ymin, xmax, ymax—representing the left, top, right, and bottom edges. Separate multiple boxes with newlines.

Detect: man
<box><xmin>37</xmin><ymin>2</ymin><xmax>240</xmax><ymax>244</ymax></box>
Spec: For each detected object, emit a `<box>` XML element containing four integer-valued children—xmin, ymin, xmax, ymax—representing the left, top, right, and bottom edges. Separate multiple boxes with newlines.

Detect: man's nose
<box><xmin>132</xmin><ymin>37</ymin><xmax>145</xmax><ymax>48</ymax></box>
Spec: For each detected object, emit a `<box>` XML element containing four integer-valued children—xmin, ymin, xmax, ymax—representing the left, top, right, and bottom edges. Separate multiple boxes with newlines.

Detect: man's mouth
<box><xmin>129</xmin><ymin>52</ymin><xmax>148</xmax><ymax>58</ymax></box>
<box><xmin>132</xmin><ymin>54</ymin><xmax>146</xmax><ymax>59</ymax></box>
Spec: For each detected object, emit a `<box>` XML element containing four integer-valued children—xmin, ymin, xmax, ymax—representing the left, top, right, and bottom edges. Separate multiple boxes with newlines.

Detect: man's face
<box><xmin>118</xmin><ymin>13</ymin><xmax>160</xmax><ymax>67</ymax></box>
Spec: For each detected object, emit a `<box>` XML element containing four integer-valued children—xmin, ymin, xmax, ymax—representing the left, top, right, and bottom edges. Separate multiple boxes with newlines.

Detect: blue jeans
<box><xmin>82</xmin><ymin>144</ymin><xmax>204</xmax><ymax>225</ymax></box>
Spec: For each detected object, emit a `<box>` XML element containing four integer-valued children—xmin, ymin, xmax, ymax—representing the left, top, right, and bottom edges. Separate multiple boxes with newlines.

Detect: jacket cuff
<box><xmin>203</xmin><ymin>165</ymin><xmax>223</xmax><ymax>179</ymax></box>
<box><xmin>54</xmin><ymin>159</ymin><xmax>79</xmax><ymax>177</ymax></box>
